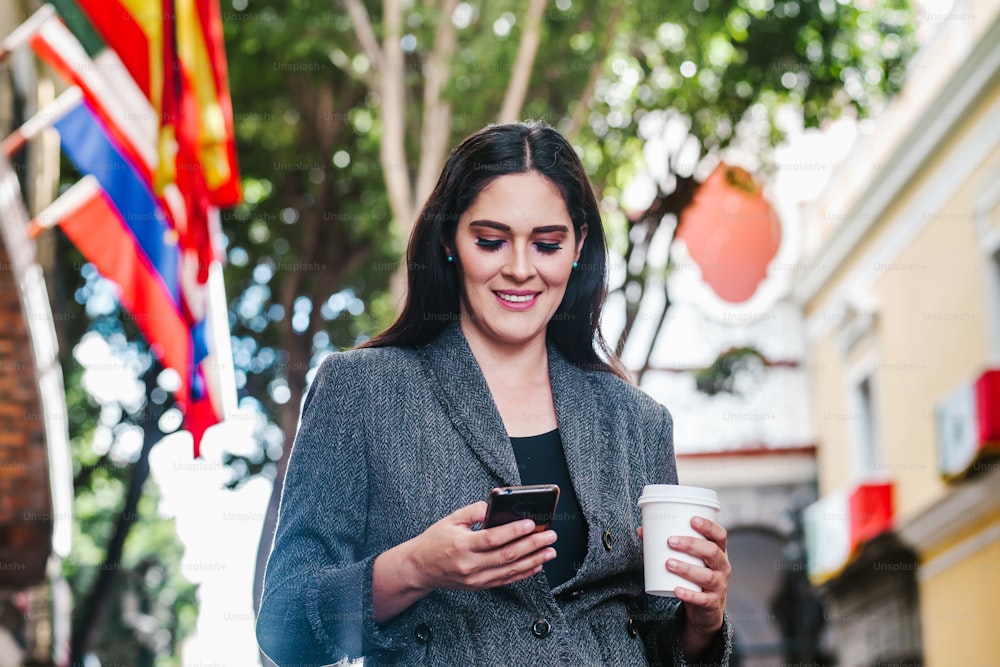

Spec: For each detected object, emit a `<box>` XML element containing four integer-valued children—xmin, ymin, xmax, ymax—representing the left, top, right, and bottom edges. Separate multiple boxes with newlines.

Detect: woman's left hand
<box><xmin>637</xmin><ymin>517</ymin><xmax>730</xmax><ymax>656</ymax></box>
<box><xmin>666</xmin><ymin>516</ymin><xmax>730</xmax><ymax>655</ymax></box>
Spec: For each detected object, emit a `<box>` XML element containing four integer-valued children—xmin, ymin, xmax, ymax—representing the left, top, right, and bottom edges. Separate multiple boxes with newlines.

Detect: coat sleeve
<box><xmin>255</xmin><ymin>352</ymin><xmax>415</xmax><ymax>666</ymax></box>
<box><xmin>635</xmin><ymin>404</ymin><xmax>735</xmax><ymax>667</ymax></box>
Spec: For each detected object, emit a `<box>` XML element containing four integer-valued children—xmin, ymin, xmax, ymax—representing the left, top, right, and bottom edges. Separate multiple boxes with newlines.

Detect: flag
<box><xmin>1</xmin><ymin>5</ymin><xmax>156</xmax><ymax>178</ymax></box>
<box><xmin>0</xmin><ymin>4</ymin><xmax>195</xmax><ymax>306</ymax></box>
<box><xmin>69</xmin><ymin>0</ymin><xmax>241</xmax><ymax>281</ymax></box>
<box><xmin>1</xmin><ymin>3</ymin><xmax>241</xmax><ymax>455</ymax></box>
<box><xmin>34</xmin><ymin>177</ymin><xmax>222</xmax><ymax>452</ymax></box>
<box><xmin>173</xmin><ymin>0</ymin><xmax>241</xmax><ymax>207</ymax></box>
<box><xmin>21</xmin><ymin>88</ymin><xmax>220</xmax><ymax>454</ymax></box>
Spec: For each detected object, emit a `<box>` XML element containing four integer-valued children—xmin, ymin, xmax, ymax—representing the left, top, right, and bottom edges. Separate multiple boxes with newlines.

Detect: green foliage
<box><xmin>694</xmin><ymin>346</ymin><xmax>766</xmax><ymax>396</ymax></box>
<box><xmin>48</xmin><ymin>2</ymin><xmax>920</xmax><ymax>663</ymax></box>
<box><xmin>218</xmin><ymin>0</ymin><xmax>918</xmax><ymax>482</ymax></box>
<box><xmin>580</xmin><ymin>0</ymin><xmax>917</xmax><ymax>204</ymax></box>
<box><xmin>53</xmin><ymin>252</ymin><xmax>198</xmax><ymax>664</ymax></box>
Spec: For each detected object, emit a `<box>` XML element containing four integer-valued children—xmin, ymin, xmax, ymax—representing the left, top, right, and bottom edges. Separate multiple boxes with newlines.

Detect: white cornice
<box><xmin>897</xmin><ymin>464</ymin><xmax>1000</xmax><ymax>555</ymax></box>
<box><xmin>793</xmin><ymin>14</ymin><xmax>1000</xmax><ymax>307</ymax></box>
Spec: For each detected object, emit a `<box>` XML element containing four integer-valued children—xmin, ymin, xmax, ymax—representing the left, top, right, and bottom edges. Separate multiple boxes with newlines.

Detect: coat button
<box><xmin>602</xmin><ymin>529</ymin><xmax>613</xmax><ymax>551</ymax></box>
<box><xmin>531</xmin><ymin>618</ymin><xmax>551</xmax><ymax>638</ymax></box>
<box><xmin>414</xmin><ymin>623</ymin><xmax>433</xmax><ymax>644</ymax></box>
<box><xmin>568</xmin><ymin>588</ymin><xmax>582</xmax><ymax>599</ymax></box>
<box><xmin>627</xmin><ymin>616</ymin><xmax>638</xmax><ymax>638</ymax></box>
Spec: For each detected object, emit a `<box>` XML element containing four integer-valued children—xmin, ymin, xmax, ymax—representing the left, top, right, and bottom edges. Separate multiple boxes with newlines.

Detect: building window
<box><xmin>975</xmin><ymin>176</ymin><xmax>1000</xmax><ymax>362</ymax></box>
<box><xmin>855</xmin><ymin>375</ymin><xmax>880</xmax><ymax>476</ymax></box>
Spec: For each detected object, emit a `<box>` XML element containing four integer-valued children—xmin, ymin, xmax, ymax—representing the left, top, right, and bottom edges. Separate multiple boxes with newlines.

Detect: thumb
<box><xmin>452</xmin><ymin>501</ymin><xmax>488</xmax><ymax>525</ymax></box>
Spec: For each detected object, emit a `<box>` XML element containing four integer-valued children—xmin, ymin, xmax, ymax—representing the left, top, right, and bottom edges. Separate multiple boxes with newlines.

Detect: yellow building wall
<box><xmin>801</xmin><ymin>14</ymin><xmax>1000</xmax><ymax>667</ymax></box>
<box><xmin>868</xmin><ymin>178</ymin><xmax>993</xmax><ymax>521</ymax></box>
<box><xmin>919</xmin><ymin>513</ymin><xmax>1000</xmax><ymax>667</ymax></box>
<box><xmin>804</xmin><ymin>82</ymin><xmax>1000</xmax><ymax>516</ymax></box>
<box><xmin>807</xmin><ymin>335</ymin><xmax>853</xmax><ymax>493</ymax></box>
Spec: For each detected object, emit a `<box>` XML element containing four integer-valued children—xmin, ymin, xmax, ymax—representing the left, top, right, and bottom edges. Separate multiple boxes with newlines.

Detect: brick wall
<box><xmin>0</xmin><ymin>224</ymin><xmax>51</xmax><ymax>588</ymax></box>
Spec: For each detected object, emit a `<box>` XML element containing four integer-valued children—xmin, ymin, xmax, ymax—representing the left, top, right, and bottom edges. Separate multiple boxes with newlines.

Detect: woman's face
<box><xmin>449</xmin><ymin>171</ymin><xmax>587</xmax><ymax>353</ymax></box>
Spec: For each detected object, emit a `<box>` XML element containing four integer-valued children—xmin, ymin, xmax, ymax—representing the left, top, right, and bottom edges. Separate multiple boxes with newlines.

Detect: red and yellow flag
<box><xmin>73</xmin><ymin>0</ymin><xmax>241</xmax><ymax>282</ymax></box>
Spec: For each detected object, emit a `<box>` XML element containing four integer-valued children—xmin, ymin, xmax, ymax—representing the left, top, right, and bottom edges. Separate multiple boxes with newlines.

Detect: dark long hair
<box><xmin>360</xmin><ymin>121</ymin><xmax>629</xmax><ymax>381</ymax></box>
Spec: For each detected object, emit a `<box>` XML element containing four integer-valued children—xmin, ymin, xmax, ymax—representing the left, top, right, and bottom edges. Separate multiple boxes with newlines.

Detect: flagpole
<box><xmin>207</xmin><ymin>258</ymin><xmax>238</xmax><ymax>421</ymax></box>
<box><xmin>1</xmin><ymin>86</ymin><xmax>82</xmax><ymax>158</ymax></box>
<box><xmin>205</xmin><ymin>206</ymin><xmax>237</xmax><ymax>419</ymax></box>
<box><xmin>28</xmin><ymin>175</ymin><xmax>101</xmax><ymax>239</ymax></box>
<box><xmin>0</xmin><ymin>4</ymin><xmax>56</xmax><ymax>62</ymax></box>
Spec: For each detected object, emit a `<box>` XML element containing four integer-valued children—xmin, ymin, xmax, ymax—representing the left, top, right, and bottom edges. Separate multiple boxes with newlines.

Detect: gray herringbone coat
<box><xmin>256</xmin><ymin>322</ymin><xmax>733</xmax><ymax>666</ymax></box>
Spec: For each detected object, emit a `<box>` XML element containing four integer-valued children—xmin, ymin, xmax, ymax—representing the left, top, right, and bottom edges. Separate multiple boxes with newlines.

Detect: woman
<box><xmin>256</xmin><ymin>122</ymin><xmax>733</xmax><ymax>666</ymax></box>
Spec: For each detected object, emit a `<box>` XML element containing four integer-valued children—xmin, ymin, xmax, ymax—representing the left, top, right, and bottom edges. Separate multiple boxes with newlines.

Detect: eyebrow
<box><xmin>468</xmin><ymin>219</ymin><xmax>570</xmax><ymax>234</ymax></box>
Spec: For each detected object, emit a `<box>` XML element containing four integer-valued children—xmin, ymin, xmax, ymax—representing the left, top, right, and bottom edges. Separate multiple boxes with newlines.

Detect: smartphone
<box><xmin>484</xmin><ymin>484</ymin><xmax>560</xmax><ymax>532</ymax></box>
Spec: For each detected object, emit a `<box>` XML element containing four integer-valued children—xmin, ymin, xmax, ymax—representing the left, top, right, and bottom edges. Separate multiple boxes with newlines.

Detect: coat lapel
<box><xmin>419</xmin><ymin>322</ymin><xmax>606</xmax><ymax>527</ymax></box>
<box><xmin>547</xmin><ymin>343</ymin><xmax>606</xmax><ymax>527</ymax></box>
<box><xmin>418</xmin><ymin>322</ymin><xmax>521</xmax><ymax>486</ymax></box>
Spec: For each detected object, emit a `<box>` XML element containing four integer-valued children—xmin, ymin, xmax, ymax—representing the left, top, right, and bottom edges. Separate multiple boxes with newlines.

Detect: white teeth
<box><xmin>496</xmin><ymin>292</ymin><xmax>536</xmax><ymax>303</ymax></box>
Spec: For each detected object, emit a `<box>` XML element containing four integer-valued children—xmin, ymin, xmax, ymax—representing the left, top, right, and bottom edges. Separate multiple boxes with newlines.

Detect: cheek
<box><xmin>459</xmin><ymin>263</ymin><xmax>498</xmax><ymax>293</ymax></box>
<box><xmin>541</xmin><ymin>265</ymin><xmax>574</xmax><ymax>288</ymax></box>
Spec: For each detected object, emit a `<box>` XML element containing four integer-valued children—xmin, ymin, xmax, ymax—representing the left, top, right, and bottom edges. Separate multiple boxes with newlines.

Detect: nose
<box><xmin>501</xmin><ymin>241</ymin><xmax>536</xmax><ymax>282</ymax></box>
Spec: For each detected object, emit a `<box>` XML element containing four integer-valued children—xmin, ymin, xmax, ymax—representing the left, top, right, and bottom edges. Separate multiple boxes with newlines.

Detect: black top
<box><xmin>509</xmin><ymin>429</ymin><xmax>589</xmax><ymax>589</ymax></box>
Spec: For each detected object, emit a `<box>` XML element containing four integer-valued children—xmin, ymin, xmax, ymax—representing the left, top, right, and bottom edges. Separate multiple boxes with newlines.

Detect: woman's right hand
<box><xmin>372</xmin><ymin>501</ymin><xmax>557</xmax><ymax>624</ymax></box>
<box><xmin>407</xmin><ymin>501</ymin><xmax>557</xmax><ymax>593</ymax></box>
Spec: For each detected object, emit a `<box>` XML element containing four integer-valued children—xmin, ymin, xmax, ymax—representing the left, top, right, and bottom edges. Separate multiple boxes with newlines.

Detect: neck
<box><xmin>459</xmin><ymin>321</ymin><xmax>550</xmax><ymax>387</ymax></box>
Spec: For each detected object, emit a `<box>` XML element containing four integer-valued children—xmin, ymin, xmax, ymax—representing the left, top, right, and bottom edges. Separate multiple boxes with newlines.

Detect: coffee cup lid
<box><xmin>638</xmin><ymin>484</ymin><xmax>720</xmax><ymax>509</ymax></box>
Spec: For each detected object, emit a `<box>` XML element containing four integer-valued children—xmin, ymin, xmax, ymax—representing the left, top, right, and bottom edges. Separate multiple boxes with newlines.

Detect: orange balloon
<box><xmin>677</xmin><ymin>164</ymin><xmax>782</xmax><ymax>303</ymax></box>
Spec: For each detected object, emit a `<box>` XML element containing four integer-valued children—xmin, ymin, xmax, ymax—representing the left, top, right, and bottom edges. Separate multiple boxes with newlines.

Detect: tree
<box><xmin>222</xmin><ymin>4</ymin><xmax>634</xmax><ymax>637</ymax></box>
<box><xmin>587</xmin><ymin>0</ymin><xmax>916</xmax><ymax>382</ymax></box>
<box><xmin>52</xmin><ymin>241</ymin><xmax>198</xmax><ymax>666</ymax></box>
<box><xmin>216</xmin><ymin>4</ymin><xmax>916</xmax><ymax>665</ymax></box>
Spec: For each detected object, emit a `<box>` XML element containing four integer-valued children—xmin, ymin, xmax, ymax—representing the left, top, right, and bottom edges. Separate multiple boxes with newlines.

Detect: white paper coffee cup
<box><xmin>638</xmin><ymin>485</ymin><xmax>721</xmax><ymax>597</ymax></box>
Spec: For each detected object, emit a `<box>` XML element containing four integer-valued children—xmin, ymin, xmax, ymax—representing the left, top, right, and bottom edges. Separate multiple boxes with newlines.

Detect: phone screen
<box><xmin>484</xmin><ymin>484</ymin><xmax>560</xmax><ymax>531</ymax></box>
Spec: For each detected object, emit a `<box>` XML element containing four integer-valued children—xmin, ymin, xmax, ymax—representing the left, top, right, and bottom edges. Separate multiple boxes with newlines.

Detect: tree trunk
<box><xmin>613</xmin><ymin>172</ymin><xmax>700</xmax><ymax>368</ymax></box>
<box><xmin>69</xmin><ymin>362</ymin><xmax>163</xmax><ymax>663</ymax></box>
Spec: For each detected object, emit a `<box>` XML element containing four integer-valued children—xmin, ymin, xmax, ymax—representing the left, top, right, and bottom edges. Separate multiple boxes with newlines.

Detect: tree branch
<box><xmin>379</xmin><ymin>0</ymin><xmax>414</xmax><ymax>231</ymax></box>
<box><xmin>566</xmin><ymin>3</ymin><xmax>623</xmax><ymax>140</ymax></box>
<box><xmin>342</xmin><ymin>0</ymin><xmax>384</xmax><ymax>75</ymax></box>
<box><xmin>413</xmin><ymin>0</ymin><xmax>460</xmax><ymax>211</ymax></box>
<box><xmin>70</xmin><ymin>366</ymin><xmax>163</xmax><ymax>664</ymax></box>
<box><xmin>497</xmin><ymin>0</ymin><xmax>548</xmax><ymax>123</ymax></box>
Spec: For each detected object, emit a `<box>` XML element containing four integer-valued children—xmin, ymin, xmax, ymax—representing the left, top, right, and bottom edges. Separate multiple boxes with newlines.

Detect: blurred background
<box><xmin>1</xmin><ymin>0</ymin><xmax>998</xmax><ymax>665</ymax></box>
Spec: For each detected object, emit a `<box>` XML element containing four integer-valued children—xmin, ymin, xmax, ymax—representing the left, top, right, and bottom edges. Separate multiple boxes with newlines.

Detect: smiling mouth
<box><xmin>494</xmin><ymin>291</ymin><xmax>539</xmax><ymax>303</ymax></box>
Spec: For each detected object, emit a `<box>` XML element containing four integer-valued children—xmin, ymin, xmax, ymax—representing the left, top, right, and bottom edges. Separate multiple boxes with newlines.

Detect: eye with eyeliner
<box><xmin>474</xmin><ymin>238</ymin><xmax>563</xmax><ymax>253</ymax></box>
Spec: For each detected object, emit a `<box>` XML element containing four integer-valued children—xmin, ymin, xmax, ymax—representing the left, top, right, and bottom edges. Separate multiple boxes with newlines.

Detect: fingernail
<box><xmin>668</xmin><ymin>537</ymin><xmax>680</xmax><ymax>547</ymax></box>
<box><xmin>692</xmin><ymin>517</ymin><xmax>703</xmax><ymax>528</ymax></box>
<box><xmin>523</xmin><ymin>520</ymin><xmax>536</xmax><ymax>532</ymax></box>
<box><xmin>667</xmin><ymin>559</ymin><xmax>678</xmax><ymax>569</ymax></box>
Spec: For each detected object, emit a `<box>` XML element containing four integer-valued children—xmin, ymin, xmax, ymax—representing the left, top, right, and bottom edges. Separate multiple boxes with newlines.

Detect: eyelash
<box><xmin>475</xmin><ymin>239</ymin><xmax>563</xmax><ymax>254</ymax></box>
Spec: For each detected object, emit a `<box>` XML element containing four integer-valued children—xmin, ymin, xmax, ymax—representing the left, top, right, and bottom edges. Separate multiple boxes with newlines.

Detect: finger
<box><xmin>673</xmin><ymin>585</ymin><xmax>722</xmax><ymax>612</ymax></box>
<box><xmin>637</xmin><ymin>526</ymin><xmax>643</xmax><ymax>540</ymax></box>
<box><xmin>666</xmin><ymin>557</ymin><xmax>719</xmax><ymax>591</ymax></box>
<box><xmin>471</xmin><ymin>520</ymin><xmax>547</xmax><ymax>553</ymax></box>
<box><xmin>690</xmin><ymin>516</ymin><xmax>728</xmax><ymax>553</ymax></box>
<box><xmin>453</xmin><ymin>501</ymin><xmax>489</xmax><ymax>525</ymax></box>
<box><xmin>667</xmin><ymin>535</ymin><xmax>723</xmax><ymax>566</ymax></box>
<box><xmin>489</xmin><ymin>530</ymin><xmax>558</xmax><ymax>567</ymax></box>
<box><xmin>476</xmin><ymin>545</ymin><xmax>556</xmax><ymax>589</ymax></box>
